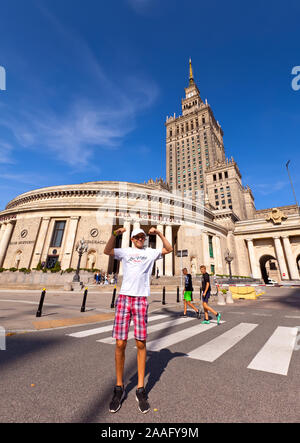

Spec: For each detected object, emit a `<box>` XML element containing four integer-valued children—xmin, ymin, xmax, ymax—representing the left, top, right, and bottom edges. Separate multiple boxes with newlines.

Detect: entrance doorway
<box><xmin>259</xmin><ymin>255</ymin><xmax>280</xmax><ymax>283</ymax></box>
<box><xmin>46</xmin><ymin>255</ymin><xmax>59</xmax><ymax>269</ymax></box>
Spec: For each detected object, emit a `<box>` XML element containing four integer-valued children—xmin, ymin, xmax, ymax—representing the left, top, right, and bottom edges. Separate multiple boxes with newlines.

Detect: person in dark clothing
<box><xmin>182</xmin><ymin>268</ymin><xmax>200</xmax><ymax>318</ymax></box>
<box><xmin>200</xmin><ymin>265</ymin><xmax>221</xmax><ymax>325</ymax></box>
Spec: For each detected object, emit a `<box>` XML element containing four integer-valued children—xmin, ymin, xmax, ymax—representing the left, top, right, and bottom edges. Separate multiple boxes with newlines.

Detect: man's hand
<box><xmin>104</xmin><ymin>228</ymin><xmax>126</xmax><ymax>256</ymax></box>
<box><xmin>149</xmin><ymin>227</ymin><xmax>159</xmax><ymax>235</ymax></box>
<box><xmin>148</xmin><ymin>226</ymin><xmax>173</xmax><ymax>255</ymax></box>
<box><xmin>114</xmin><ymin>227</ymin><xmax>126</xmax><ymax>236</ymax></box>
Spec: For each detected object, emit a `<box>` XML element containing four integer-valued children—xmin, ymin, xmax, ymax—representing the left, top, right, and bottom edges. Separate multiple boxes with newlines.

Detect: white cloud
<box><xmin>0</xmin><ymin>4</ymin><xmax>159</xmax><ymax>169</ymax></box>
<box><xmin>0</xmin><ymin>142</ymin><xmax>14</xmax><ymax>164</ymax></box>
<box><xmin>127</xmin><ymin>0</ymin><xmax>153</xmax><ymax>14</ymax></box>
<box><xmin>253</xmin><ymin>180</ymin><xmax>288</xmax><ymax>196</ymax></box>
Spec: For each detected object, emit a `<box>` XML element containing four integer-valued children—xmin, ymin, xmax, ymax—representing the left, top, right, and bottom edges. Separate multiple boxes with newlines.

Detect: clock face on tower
<box><xmin>187</xmin><ymin>91</ymin><xmax>195</xmax><ymax>98</ymax></box>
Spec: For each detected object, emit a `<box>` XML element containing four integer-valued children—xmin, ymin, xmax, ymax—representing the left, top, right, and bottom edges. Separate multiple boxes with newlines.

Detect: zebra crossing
<box><xmin>67</xmin><ymin>314</ymin><xmax>299</xmax><ymax>376</ymax></box>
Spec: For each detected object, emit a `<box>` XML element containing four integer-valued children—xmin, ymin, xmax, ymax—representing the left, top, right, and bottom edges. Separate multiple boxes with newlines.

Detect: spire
<box><xmin>189</xmin><ymin>58</ymin><xmax>194</xmax><ymax>85</ymax></box>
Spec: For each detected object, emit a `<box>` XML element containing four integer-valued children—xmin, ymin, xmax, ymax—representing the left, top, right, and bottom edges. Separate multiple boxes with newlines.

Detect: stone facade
<box><xmin>0</xmin><ymin>180</ymin><xmax>299</xmax><ymax>282</ymax></box>
<box><xmin>0</xmin><ymin>61</ymin><xmax>299</xmax><ymax>283</ymax></box>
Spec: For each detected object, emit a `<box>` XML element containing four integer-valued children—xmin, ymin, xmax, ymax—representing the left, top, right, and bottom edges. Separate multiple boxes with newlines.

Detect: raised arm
<box><xmin>148</xmin><ymin>227</ymin><xmax>173</xmax><ymax>255</ymax></box>
<box><xmin>104</xmin><ymin>227</ymin><xmax>126</xmax><ymax>256</ymax></box>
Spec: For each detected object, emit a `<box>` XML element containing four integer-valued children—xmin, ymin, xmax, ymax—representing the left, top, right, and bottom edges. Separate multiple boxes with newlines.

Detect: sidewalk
<box><xmin>0</xmin><ymin>286</ymin><xmax>188</xmax><ymax>334</ymax></box>
<box><xmin>1</xmin><ymin>285</ymin><xmax>292</xmax><ymax>335</ymax></box>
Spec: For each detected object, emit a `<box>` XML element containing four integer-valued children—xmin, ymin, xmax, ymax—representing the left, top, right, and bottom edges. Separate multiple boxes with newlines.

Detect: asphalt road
<box><xmin>0</xmin><ymin>287</ymin><xmax>299</xmax><ymax>423</ymax></box>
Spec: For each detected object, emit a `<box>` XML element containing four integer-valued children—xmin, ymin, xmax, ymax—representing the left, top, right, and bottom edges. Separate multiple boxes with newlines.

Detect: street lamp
<box><xmin>286</xmin><ymin>160</ymin><xmax>300</xmax><ymax>215</ymax></box>
<box><xmin>73</xmin><ymin>239</ymin><xmax>88</xmax><ymax>282</ymax></box>
<box><xmin>224</xmin><ymin>249</ymin><xmax>234</xmax><ymax>283</ymax></box>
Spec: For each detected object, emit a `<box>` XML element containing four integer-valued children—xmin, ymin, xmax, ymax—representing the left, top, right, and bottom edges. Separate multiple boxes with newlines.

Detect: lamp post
<box><xmin>225</xmin><ymin>249</ymin><xmax>234</xmax><ymax>283</ymax></box>
<box><xmin>73</xmin><ymin>239</ymin><xmax>88</xmax><ymax>283</ymax></box>
<box><xmin>286</xmin><ymin>160</ymin><xmax>300</xmax><ymax>215</ymax></box>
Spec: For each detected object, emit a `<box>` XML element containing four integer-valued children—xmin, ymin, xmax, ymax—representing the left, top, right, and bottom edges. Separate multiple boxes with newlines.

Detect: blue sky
<box><xmin>0</xmin><ymin>0</ymin><xmax>299</xmax><ymax>211</ymax></box>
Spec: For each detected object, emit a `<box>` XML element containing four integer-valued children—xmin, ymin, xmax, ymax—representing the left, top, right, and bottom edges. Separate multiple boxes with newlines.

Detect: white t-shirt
<box><xmin>114</xmin><ymin>247</ymin><xmax>163</xmax><ymax>297</ymax></box>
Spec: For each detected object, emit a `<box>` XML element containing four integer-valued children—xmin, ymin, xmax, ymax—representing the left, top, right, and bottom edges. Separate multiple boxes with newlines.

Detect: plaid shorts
<box><xmin>112</xmin><ymin>294</ymin><xmax>149</xmax><ymax>341</ymax></box>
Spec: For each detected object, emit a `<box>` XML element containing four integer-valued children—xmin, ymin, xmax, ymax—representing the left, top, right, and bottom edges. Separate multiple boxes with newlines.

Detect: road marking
<box><xmin>97</xmin><ymin>316</ymin><xmax>195</xmax><ymax>344</ymax></box>
<box><xmin>187</xmin><ymin>323</ymin><xmax>258</xmax><ymax>362</ymax></box>
<box><xmin>0</xmin><ymin>299</ymin><xmax>58</xmax><ymax>306</ymax></box>
<box><xmin>146</xmin><ymin>321</ymin><xmax>223</xmax><ymax>352</ymax></box>
<box><xmin>247</xmin><ymin>326</ymin><xmax>298</xmax><ymax>375</ymax></box>
<box><xmin>252</xmin><ymin>313</ymin><xmax>272</xmax><ymax>317</ymax></box>
<box><xmin>284</xmin><ymin>315</ymin><xmax>300</xmax><ymax>319</ymax></box>
<box><xmin>227</xmin><ymin>311</ymin><xmax>245</xmax><ymax>315</ymax></box>
<box><xmin>68</xmin><ymin>314</ymin><xmax>169</xmax><ymax>338</ymax></box>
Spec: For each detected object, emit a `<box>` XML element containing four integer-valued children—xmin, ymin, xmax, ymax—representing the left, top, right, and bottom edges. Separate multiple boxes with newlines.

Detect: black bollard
<box><xmin>80</xmin><ymin>287</ymin><xmax>88</xmax><ymax>312</ymax></box>
<box><xmin>36</xmin><ymin>288</ymin><xmax>46</xmax><ymax>318</ymax></box>
<box><xmin>162</xmin><ymin>286</ymin><xmax>166</xmax><ymax>305</ymax></box>
<box><xmin>111</xmin><ymin>286</ymin><xmax>117</xmax><ymax>309</ymax></box>
<box><xmin>177</xmin><ymin>286</ymin><xmax>180</xmax><ymax>303</ymax></box>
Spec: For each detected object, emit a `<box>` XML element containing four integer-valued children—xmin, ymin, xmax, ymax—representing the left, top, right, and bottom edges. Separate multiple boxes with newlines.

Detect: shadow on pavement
<box><xmin>0</xmin><ymin>333</ymin><xmax>62</xmax><ymax>370</ymax></box>
<box><xmin>262</xmin><ymin>288</ymin><xmax>300</xmax><ymax>310</ymax></box>
<box><xmin>75</xmin><ymin>310</ymin><xmax>192</xmax><ymax>423</ymax></box>
<box><xmin>125</xmin><ymin>348</ymin><xmax>186</xmax><ymax>397</ymax></box>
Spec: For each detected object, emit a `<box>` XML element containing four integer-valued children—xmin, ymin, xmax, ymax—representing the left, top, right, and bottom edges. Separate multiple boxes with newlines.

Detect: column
<box><xmin>164</xmin><ymin>225</ymin><xmax>173</xmax><ymax>276</ymax></box>
<box><xmin>121</xmin><ymin>221</ymin><xmax>131</xmax><ymax>248</ymax></box>
<box><xmin>60</xmin><ymin>216</ymin><xmax>80</xmax><ymax>270</ymax></box>
<box><xmin>246</xmin><ymin>238</ymin><xmax>261</xmax><ymax>279</ymax></box>
<box><xmin>274</xmin><ymin>237</ymin><xmax>289</xmax><ymax>280</ymax></box>
<box><xmin>155</xmin><ymin>224</ymin><xmax>164</xmax><ymax>277</ymax></box>
<box><xmin>0</xmin><ymin>223</ymin><xmax>6</xmax><ymax>246</ymax></box>
<box><xmin>202</xmin><ymin>231</ymin><xmax>210</xmax><ymax>267</ymax></box>
<box><xmin>282</xmin><ymin>236</ymin><xmax>299</xmax><ymax>279</ymax></box>
<box><xmin>214</xmin><ymin>236</ymin><xmax>223</xmax><ymax>274</ymax></box>
<box><xmin>133</xmin><ymin>220</ymin><xmax>140</xmax><ymax>230</ymax></box>
<box><xmin>0</xmin><ymin>222</ymin><xmax>14</xmax><ymax>267</ymax></box>
<box><xmin>31</xmin><ymin>217</ymin><xmax>51</xmax><ymax>268</ymax></box>
<box><xmin>119</xmin><ymin>220</ymin><xmax>131</xmax><ymax>276</ymax></box>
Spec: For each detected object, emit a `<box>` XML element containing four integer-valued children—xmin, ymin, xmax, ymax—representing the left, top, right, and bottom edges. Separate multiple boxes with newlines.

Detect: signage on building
<box><xmin>177</xmin><ymin>249</ymin><xmax>188</xmax><ymax>257</ymax></box>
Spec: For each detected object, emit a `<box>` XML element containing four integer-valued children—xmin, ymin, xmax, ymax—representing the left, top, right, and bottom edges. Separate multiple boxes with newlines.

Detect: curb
<box><xmin>218</xmin><ymin>284</ymin><xmax>266</xmax><ymax>287</ymax></box>
<box><xmin>32</xmin><ymin>312</ymin><xmax>115</xmax><ymax>330</ymax></box>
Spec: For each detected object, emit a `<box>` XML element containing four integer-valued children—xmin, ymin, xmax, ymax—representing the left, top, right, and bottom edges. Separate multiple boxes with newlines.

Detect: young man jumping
<box><xmin>200</xmin><ymin>265</ymin><xmax>221</xmax><ymax>325</ymax></box>
<box><xmin>104</xmin><ymin>226</ymin><xmax>173</xmax><ymax>414</ymax></box>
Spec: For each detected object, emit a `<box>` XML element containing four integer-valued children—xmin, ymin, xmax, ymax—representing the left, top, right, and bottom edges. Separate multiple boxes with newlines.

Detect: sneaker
<box><xmin>196</xmin><ymin>310</ymin><xmax>201</xmax><ymax>320</ymax></box>
<box><xmin>181</xmin><ymin>313</ymin><xmax>187</xmax><ymax>317</ymax></box>
<box><xmin>201</xmin><ymin>320</ymin><xmax>210</xmax><ymax>324</ymax></box>
<box><xmin>109</xmin><ymin>385</ymin><xmax>125</xmax><ymax>413</ymax></box>
<box><xmin>136</xmin><ymin>387</ymin><xmax>150</xmax><ymax>414</ymax></box>
<box><xmin>217</xmin><ymin>312</ymin><xmax>221</xmax><ymax>325</ymax></box>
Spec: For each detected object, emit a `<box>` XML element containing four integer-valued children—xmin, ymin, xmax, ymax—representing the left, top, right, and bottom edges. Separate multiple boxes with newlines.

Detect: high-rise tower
<box><xmin>165</xmin><ymin>60</ymin><xmax>255</xmax><ymax>220</ymax></box>
<box><xmin>165</xmin><ymin>59</ymin><xmax>226</xmax><ymax>200</ymax></box>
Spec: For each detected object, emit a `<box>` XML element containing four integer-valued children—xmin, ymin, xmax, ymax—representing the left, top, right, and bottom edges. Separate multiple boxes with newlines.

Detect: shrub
<box><xmin>50</xmin><ymin>261</ymin><xmax>61</xmax><ymax>273</ymax></box>
<box><xmin>9</xmin><ymin>267</ymin><xmax>18</xmax><ymax>272</ymax></box>
<box><xmin>0</xmin><ymin>268</ymin><xmax>6</xmax><ymax>272</ymax></box>
<box><xmin>36</xmin><ymin>261</ymin><xmax>43</xmax><ymax>271</ymax></box>
<box><xmin>19</xmin><ymin>268</ymin><xmax>31</xmax><ymax>274</ymax></box>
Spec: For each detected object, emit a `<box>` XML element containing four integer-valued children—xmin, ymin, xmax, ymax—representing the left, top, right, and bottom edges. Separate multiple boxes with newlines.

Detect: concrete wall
<box><xmin>0</xmin><ymin>270</ymin><xmax>97</xmax><ymax>287</ymax></box>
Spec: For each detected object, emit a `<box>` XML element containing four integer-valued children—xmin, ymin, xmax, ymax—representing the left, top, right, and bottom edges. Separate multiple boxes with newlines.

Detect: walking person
<box><xmin>200</xmin><ymin>265</ymin><xmax>221</xmax><ymax>325</ymax></box>
<box><xmin>104</xmin><ymin>226</ymin><xmax>173</xmax><ymax>414</ymax></box>
<box><xmin>182</xmin><ymin>268</ymin><xmax>200</xmax><ymax>319</ymax></box>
